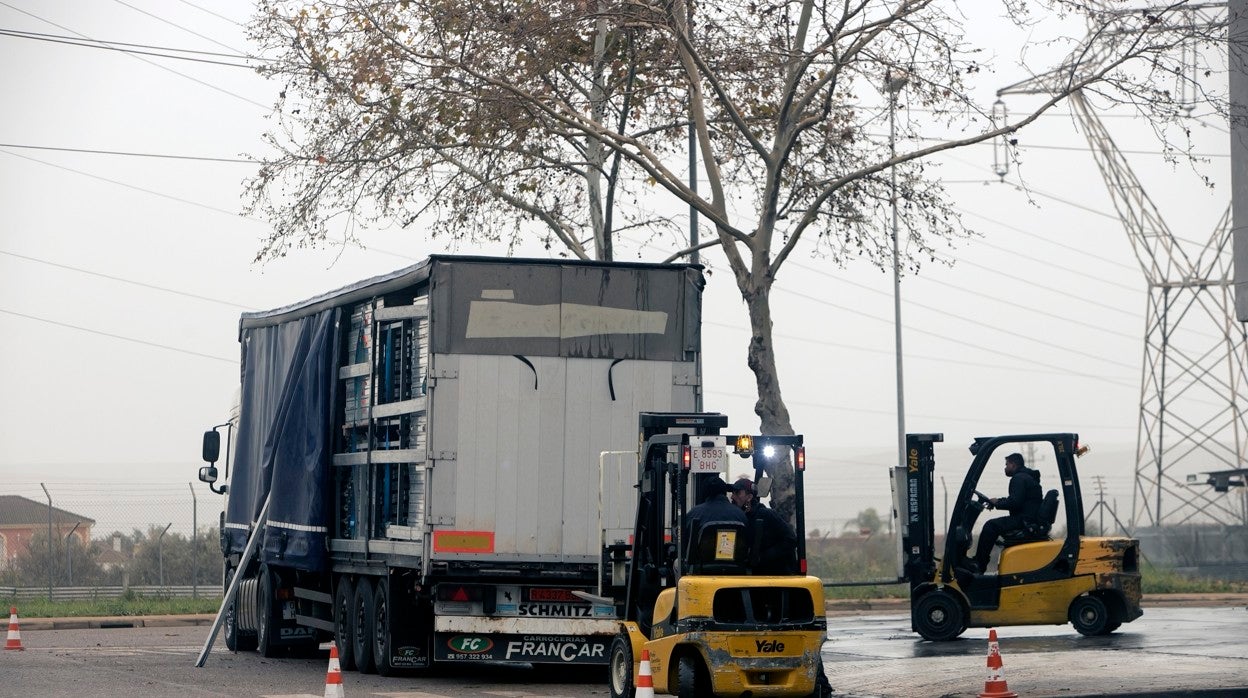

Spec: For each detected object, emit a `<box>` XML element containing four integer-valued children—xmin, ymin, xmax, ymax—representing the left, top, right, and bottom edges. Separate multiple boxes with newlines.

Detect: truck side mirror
<box><xmin>202</xmin><ymin>430</ymin><xmax>221</xmax><ymax>464</ymax></box>
<box><xmin>198</xmin><ymin>466</ymin><xmax>219</xmax><ymax>484</ymax></box>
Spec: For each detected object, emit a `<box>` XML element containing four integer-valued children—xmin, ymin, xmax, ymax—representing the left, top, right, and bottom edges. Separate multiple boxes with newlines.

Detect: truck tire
<box><xmin>1069</xmin><ymin>594</ymin><xmax>1111</xmax><ymax>636</ymax></box>
<box><xmin>373</xmin><ymin>576</ymin><xmax>395</xmax><ymax>676</ymax></box>
<box><xmin>256</xmin><ymin>565</ymin><xmax>280</xmax><ymax>658</ymax></box>
<box><xmin>224</xmin><ymin>567</ymin><xmax>257</xmax><ymax>653</ymax></box>
<box><xmin>334</xmin><ymin>577</ymin><xmax>357</xmax><ymax>671</ymax></box>
<box><xmin>608</xmin><ymin>633</ymin><xmax>634</xmax><ymax>698</ymax></box>
<box><xmin>913</xmin><ymin>589</ymin><xmax>965</xmax><ymax>642</ymax></box>
<box><xmin>352</xmin><ymin>578</ymin><xmax>377</xmax><ymax>674</ymax></box>
<box><xmin>676</xmin><ymin>653</ymin><xmax>709</xmax><ymax>698</ymax></box>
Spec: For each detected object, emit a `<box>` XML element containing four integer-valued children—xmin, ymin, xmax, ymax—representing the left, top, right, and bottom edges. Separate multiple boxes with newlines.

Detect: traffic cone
<box><xmin>323</xmin><ymin>643</ymin><xmax>345</xmax><ymax>698</ymax></box>
<box><xmin>635</xmin><ymin>648</ymin><xmax>655</xmax><ymax>698</ymax></box>
<box><xmin>5</xmin><ymin>606</ymin><xmax>24</xmax><ymax>651</ymax></box>
<box><xmin>978</xmin><ymin>629</ymin><xmax>1018</xmax><ymax>698</ymax></box>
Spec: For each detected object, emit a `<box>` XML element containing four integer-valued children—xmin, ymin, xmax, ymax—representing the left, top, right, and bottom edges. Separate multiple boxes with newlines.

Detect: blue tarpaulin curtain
<box><xmin>225</xmin><ymin>308</ymin><xmax>338</xmax><ymax>571</ymax></box>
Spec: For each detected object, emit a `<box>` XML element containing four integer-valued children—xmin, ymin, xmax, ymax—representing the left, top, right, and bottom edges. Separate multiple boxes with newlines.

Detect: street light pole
<box><xmin>886</xmin><ymin>72</ymin><xmax>908</xmax><ymax>468</ymax></box>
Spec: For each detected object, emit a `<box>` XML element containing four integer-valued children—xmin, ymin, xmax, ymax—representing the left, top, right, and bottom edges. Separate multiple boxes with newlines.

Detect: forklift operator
<box><xmin>731</xmin><ymin>477</ymin><xmax>800</xmax><ymax>575</ymax></box>
<box><xmin>971</xmin><ymin>452</ymin><xmax>1042</xmax><ymax>573</ymax></box>
<box><xmin>683</xmin><ymin>477</ymin><xmax>747</xmax><ymax>561</ymax></box>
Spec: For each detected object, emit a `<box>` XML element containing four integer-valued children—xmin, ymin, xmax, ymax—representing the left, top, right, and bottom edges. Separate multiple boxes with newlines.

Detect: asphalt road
<box><xmin>822</xmin><ymin>606</ymin><xmax>1248</xmax><ymax>697</ymax></box>
<box><xmin>2</xmin><ymin>604</ymin><xmax>1246</xmax><ymax>697</ymax></box>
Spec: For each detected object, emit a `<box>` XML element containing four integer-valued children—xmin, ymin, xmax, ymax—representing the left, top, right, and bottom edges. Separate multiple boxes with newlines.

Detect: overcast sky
<box><xmin>0</xmin><ymin>1</ymin><xmax>1233</xmax><ymax>536</ymax></box>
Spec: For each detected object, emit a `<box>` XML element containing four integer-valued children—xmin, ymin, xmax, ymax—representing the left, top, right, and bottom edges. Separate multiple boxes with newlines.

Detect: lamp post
<box><xmin>886</xmin><ymin>71</ymin><xmax>908</xmax><ymax>469</ymax></box>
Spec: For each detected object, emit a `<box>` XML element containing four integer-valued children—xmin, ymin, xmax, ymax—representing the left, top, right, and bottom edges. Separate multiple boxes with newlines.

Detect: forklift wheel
<box><xmin>608</xmin><ymin>634</ymin><xmax>634</xmax><ymax>698</ymax></box>
<box><xmin>1069</xmin><ymin>594</ymin><xmax>1112</xmax><ymax>636</ymax></box>
<box><xmin>677</xmin><ymin>653</ymin><xmax>711</xmax><ymax>698</ymax></box>
<box><xmin>913</xmin><ymin>590</ymin><xmax>966</xmax><ymax>642</ymax></box>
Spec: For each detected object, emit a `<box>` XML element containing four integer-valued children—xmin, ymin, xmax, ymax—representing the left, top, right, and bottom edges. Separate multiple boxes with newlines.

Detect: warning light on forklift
<box><xmin>681</xmin><ymin>444</ymin><xmax>691</xmax><ymax>470</ymax></box>
<box><xmin>1075</xmin><ymin>443</ymin><xmax>1090</xmax><ymax>457</ymax></box>
<box><xmin>735</xmin><ymin>435</ymin><xmax>754</xmax><ymax>458</ymax></box>
<box><xmin>795</xmin><ymin>446</ymin><xmax>806</xmax><ymax>471</ymax></box>
<box><xmin>762</xmin><ymin>444</ymin><xmax>776</xmax><ymax>459</ymax></box>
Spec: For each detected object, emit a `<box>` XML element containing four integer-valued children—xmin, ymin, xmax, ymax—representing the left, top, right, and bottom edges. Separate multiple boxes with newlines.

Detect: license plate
<box><xmin>691</xmin><ymin>437</ymin><xmax>728</xmax><ymax>473</ymax></box>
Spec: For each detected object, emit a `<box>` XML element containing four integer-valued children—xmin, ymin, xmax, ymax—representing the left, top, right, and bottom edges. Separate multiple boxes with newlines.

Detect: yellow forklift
<box><xmin>605</xmin><ymin>413</ymin><xmax>829</xmax><ymax>697</ymax></box>
<box><xmin>893</xmin><ymin>433</ymin><xmax>1143</xmax><ymax>641</ymax></box>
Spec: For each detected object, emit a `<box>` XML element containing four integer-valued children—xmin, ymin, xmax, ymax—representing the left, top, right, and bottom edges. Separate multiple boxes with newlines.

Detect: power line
<box><xmin>0</xmin><ymin>308</ymin><xmax>235</xmax><ymax>363</ymax></box>
<box><xmin>769</xmin><ymin>282</ymin><xmax>1139</xmax><ymax>384</ymax></box>
<box><xmin>0</xmin><ymin>147</ymin><xmax>248</xmax><ymax>218</ymax></box>
<box><xmin>0</xmin><ymin>28</ymin><xmax>256</xmax><ymax>67</ymax></box>
<box><xmin>788</xmin><ymin>259</ymin><xmax>1140</xmax><ymax>342</ymax></box>
<box><xmin>773</xmin><ymin>278</ymin><xmax>1136</xmax><ymax>371</ymax></box>
<box><xmin>702</xmin><ymin>319</ymin><xmax>1133</xmax><ymax>381</ymax></box>
<box><xmin>0</xmin><ymin>27</ymin><xmax>259</xmax><ymax>59</ymax></box>
<box><xmin>175</xmin><ymin>0</ymin><xmax>242</xmax><ymax>27</ymax></box>
<box><xmin>0</xmin><ymin>249</ymin><xmax>257</xmax><ymax>310</ymax></box>
<box><xmin>0</xmin><ymin>141</ymin><xmax>256</xmax><ymax>164</ymax></box>
<box><xmin>0</xmin><ymin>147</ymin><xmax>422</xmax><ymax>265</ymax></box>
<box><xmin>109</xmin><ymin>0</ymin><xmax>245</xmax><ymax>54</ymax></box>
<box><xmin>913</xmin><ymin>134</ymin><xmax>1229</xmax><ymax>159</ymax></box>
<box><xmin>703</xmin><ymin>387</ymin><xmax>1135</xmax><ymax>432</ymax></box>
<box><xmin>0</xmin><ymin>1</ymin><xmax>269</xmax><ymax>110</ymax></box>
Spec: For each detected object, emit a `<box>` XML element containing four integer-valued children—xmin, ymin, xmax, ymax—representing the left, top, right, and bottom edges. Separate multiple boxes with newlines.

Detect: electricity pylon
<box><xmin>997</xmin><ymin>4</ymin><xmax>1248</xmax><ymax>529</ymax></box>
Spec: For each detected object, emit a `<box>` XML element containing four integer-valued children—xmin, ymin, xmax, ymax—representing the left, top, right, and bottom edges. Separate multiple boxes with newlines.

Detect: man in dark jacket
<box><xmin>972</xmin><ymin>452</ymin><xmax>1042</xmax><ymax>572</ymax></box>
<box><xmin>683</xmin><ymin>477</ymin><xmax>747</xmax><ymax>567</ymax></box>
<box><xmin>731</xmin><ymin>477</ymin><xmax>799</xmax><ymax>575</ymax></box>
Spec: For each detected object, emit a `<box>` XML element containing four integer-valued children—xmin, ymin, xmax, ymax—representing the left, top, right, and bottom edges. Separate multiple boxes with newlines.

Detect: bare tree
<box><xmin>244</xmin><ymin>0</ymin><xmax>1227</xmax><ymax>521</ymax></box>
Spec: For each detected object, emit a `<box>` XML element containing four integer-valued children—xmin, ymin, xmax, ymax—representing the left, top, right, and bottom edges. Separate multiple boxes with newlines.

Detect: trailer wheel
<box><xmin>1070</xmin><ymin>594</ymin><xmax>1111</xmax><ymax>636</ymax></box>
<box><xmin>913</xmin><ymin>590</ymin><xmax>966</xmax><ymax>642</ymax></box>
<box><xmin>256</xmin><ymin>565</ymin><xmax>280</xmax><ymax>658</ymax></box>
<box><xmin>608</xmin><ymin>633</ymin><xmax>634</xmax><ymax>698</ymax></box>
<box><xmin>333</xmin><ymin>577</ymin><xmax>357</xmax><ymax>671</ymax></box>
<box><xmin>373</xmin><ymin>576</ymin><xmax>396</xmax><ymax>676</ymax></box>
<box><xmin>676</xmin><ymin>653</ymin><xmax>710</xmax><ymax>698</ymax></box>
<box><xmin>352</xmin><ymin>578</ymin><xmax>377</xmax><ymax>673</ymax></box>
<box><xmin>224</xmin><ymin>567</ymin><xmax>256</xmax><ymax>653</ymax></box>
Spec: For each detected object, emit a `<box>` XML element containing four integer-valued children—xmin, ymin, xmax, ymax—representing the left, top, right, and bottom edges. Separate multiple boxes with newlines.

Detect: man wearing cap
<box><xmin>970</xmin><ymin>452</ymin><xmax>1043</xmax><ymax>573</ymax></box>
<box><xmin>682</xmin><ymin>477</ymin><xmax>747</xmax><ymax>566</ymax></box>
<box><xmin>731</xmin><ymin>477</ymin><xmax>799</xmax><ymax>575</ymax></box>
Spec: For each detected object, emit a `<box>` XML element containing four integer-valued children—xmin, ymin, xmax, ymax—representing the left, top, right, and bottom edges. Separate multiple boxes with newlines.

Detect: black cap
<box><xmin>730</xmin><ymin>477</ymin><xmax>755</xmax><ymax>493</ymax></box>
<box><xmin>703</xmin><ymin>477</ymin><xmax>733</xmax><ymax>495</ymax></box>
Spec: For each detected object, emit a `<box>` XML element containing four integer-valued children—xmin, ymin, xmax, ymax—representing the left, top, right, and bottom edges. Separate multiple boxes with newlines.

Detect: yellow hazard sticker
<box><xmin>715</xmin><ymin>531</ymin><xmax>737</xmax><ymax>560</ymax></box>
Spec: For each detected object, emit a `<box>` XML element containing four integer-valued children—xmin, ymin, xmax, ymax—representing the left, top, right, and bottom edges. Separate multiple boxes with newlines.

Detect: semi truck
<box><xmin>197</xmin><ymin>255</ymin><xmax>706</xmax><ymax>673</ymax></box>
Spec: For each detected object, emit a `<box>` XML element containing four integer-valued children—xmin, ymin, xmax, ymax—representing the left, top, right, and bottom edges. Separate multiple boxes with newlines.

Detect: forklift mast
<box><xmin>895</xmin><ymin>433</ymin><xmax>943</xmax><ymax>589</ymax></box>
<box><xmin>619</xmin><ymin>412</ymin><xmax>810</xmax><ymax>625</ymax></box>
<box><xmin>622</xmin><ymin>413</ymin><xmax>728</xmax><ymax>625</ymax></box>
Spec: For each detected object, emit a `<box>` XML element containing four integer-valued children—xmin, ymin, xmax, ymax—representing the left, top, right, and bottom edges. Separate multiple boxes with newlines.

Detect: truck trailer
<box><xmin>198</xmin><ymin>255</ymin><xmax>705</xmax><ymax>673</ymax></box>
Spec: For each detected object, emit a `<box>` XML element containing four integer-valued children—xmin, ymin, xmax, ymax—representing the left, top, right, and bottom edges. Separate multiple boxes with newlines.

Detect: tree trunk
<box><xmin>742</xmin><ymin>283</ymin><xmax>798</xmax><ymax>526</ymax></box>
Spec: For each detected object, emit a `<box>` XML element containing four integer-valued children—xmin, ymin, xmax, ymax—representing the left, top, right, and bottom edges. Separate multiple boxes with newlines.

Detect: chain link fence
<box><xmin>1</xmin><ymin>482</ymin><xmax>226</xmax><ymax>600</ymax></box>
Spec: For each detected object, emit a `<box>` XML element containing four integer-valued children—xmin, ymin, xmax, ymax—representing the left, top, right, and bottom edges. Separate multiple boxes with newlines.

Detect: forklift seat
<box><xmin>686</xmin><ymin>520</ymin><xmax>750</xmax><ymax>575</ymax></box>
<box><xmin>1001</xmin><ymin>489</ymin><xmax>1059</xmax><ymax>545</ymax></box>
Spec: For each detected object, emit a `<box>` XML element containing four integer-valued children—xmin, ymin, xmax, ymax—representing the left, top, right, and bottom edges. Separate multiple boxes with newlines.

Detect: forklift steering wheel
<box><xmin>973</xmin><ymin>490</ymin><xmax>993</xmax><ymax>508</ymax></box>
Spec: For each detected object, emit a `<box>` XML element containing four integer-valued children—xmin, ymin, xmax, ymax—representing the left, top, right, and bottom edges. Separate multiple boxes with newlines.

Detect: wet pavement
<box><xmin>822</xmin><ymin>606</ymin><xmax>1248</xmax><ymax>696</ymax></box>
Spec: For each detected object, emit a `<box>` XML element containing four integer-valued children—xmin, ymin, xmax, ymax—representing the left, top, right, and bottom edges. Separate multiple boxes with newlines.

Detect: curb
<box><xmin>18</xmin><ymin>614</ymin><xmax>216</xmax><ymax>631</ymax></box>
<box><xmin>13</xmin><ymin>594</ymin><xmax>1248</xmax><ymax>630</ymax></box>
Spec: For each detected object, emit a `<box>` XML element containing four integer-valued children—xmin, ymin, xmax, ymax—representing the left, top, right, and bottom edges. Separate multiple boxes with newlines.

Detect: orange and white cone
<box><xmin>635</xmin><ymin>648</ymin><xmax>655</xmax><ymax>698</ymax></box>
<box><xmin>978</xmin><ymin>628</ymin><xmax>1018</xmax><ymax>698</ymax></box>
<box><xmin>5</xmin><ymin>606</ymin><xmax>24</xmax><ymax>651</ymax></box>
<box><xmin>323</xmin><ymin>643</ymin><xmax>345</xmax><ymax>698</ymax></box>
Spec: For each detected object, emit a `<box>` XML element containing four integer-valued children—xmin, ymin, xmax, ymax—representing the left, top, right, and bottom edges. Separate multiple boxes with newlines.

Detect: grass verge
<box><xmin>2</xmin><ymin>595</ymin><xmax>222</xmax><ymax>618</ymax></box>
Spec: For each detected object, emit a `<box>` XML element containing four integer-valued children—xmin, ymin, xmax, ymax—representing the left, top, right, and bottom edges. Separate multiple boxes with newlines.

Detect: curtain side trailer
<box><xmin>200</xmin><ymin>255</ymin><xmax>705</xmax><ymax>673</ymax></box>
